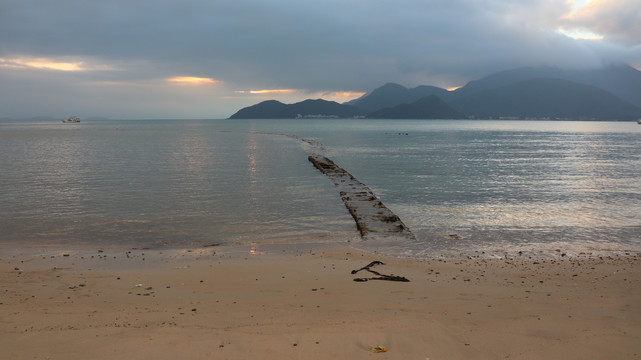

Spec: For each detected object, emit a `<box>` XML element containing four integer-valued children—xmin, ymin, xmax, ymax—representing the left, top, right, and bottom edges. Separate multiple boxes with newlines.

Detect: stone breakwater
<box><xmin>308</xmin><ymin>155</ymin><xmax>415</xmax><ymax>240</ymax></box>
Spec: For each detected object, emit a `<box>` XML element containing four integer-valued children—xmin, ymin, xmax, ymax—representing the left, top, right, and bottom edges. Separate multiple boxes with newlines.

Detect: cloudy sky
<box><xmin>1</xmin><ymin>0</ymin><xmax>640</xmax><ymax>119</ymax></box>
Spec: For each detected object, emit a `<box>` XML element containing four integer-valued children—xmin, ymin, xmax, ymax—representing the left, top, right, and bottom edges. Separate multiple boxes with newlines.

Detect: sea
<box><xmin>1</xmin><ymin>119</ymin><xmax>640</xmax><ymax>258</ymax></box>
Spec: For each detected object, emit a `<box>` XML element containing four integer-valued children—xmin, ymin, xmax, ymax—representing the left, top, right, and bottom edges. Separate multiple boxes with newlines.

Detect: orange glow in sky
<box><xmin>311</xmin><ymin>90</ymin><xmax>366</xmax><ymax>103</ymax></box>
<box><xmin>325</xmin><ymin>91</ymin><xmax>366</xmax><ymax>98</ymax></box>
<box><xmin>167</xmin><ymin>76</ymin><xmax>218</xmax><ymax>84</ymax></box>
<box><xmin>557</xmin><ymin>28</ymin><xmax>604</xmax><ymax>41</ymax></box>
<box><xmin>558</xmin><ymin>0</ymin><xmax>605</xmax><ymax>41</ymax></box>
<box><xmin>233</xmin><ymin>89</ymin><xmax>365</xmax><ymax>102</ymax></box>
<box><xmin>0</xmin><ymin>57</ymin><xmax>84</xmax><ymax>71</ymax></box>
<box><xmin>248</xmin><ymin>89</ymin><xmax>296</xmax><ymax>94</ymax></box>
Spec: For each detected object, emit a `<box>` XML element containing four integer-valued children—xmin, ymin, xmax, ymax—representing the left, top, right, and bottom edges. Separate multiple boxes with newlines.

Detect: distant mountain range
<box><xmin>368</xmin><ymin>95</ymin><xmax>463</xmax><ymax>119</ymax></box>
<box><xmin>229</xmin><ymin>99</ymin><xmax>362</xmax><ymax>119</ymax></box>
<box><xmin>229</xmin><ymin>64</ymin><xmax>641</xmax><ymax>121</ymax></box>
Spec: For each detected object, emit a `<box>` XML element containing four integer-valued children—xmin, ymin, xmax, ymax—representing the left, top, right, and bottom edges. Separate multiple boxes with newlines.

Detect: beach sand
<box><xmin>1</xmin><ymin>244</ymin><xmax>640</xmax><ymax>360</ymax></box>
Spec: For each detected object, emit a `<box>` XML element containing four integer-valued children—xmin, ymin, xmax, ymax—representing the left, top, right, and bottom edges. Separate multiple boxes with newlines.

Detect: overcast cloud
<box><xmin>1</xmin><ymin>0</ymin><xmax>640</xmax><ymax>119</ymax></box>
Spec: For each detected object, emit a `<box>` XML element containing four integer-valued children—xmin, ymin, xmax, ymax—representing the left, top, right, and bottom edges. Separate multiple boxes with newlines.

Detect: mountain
<box><xmin>229</xmin><ymin>100</ymin><xmax>289</xmax><ymax>119</ymax></box>
<box><xmin>229</xmin><ymin>64</ymin><xmax>641</xmax><ymax>120</ymax></box>
<box><xmin>347</xmin><ymin>65</ymin><xmax>641</xmax><ymax>120</ymax></box>
<box><xmin>348</xmin><ymin>83</ymin><xmax>450</xmax><ymax>113</ymax></box>
<box><xmin>289</xmin><ymin>99</ymin><xmax>364</xmax><ymax>117</ymax></box>
<box><xmin>451</xmin><ymin>66</ymin><xmax>566</xmax><ymax>100</ymax></box>
<box><xmin>229</xmin><ymin>99</ymin><xmax>364</xmax><ymax>119</ymax></box>
<box><xmin>450</xmin><ymin>78</ymin><xmax>641</xmax><ymax>120</ymax></box>
<box><xmin>453</xmin><ymin>64</ymin><xmax>641</xmax><ymax>108</ymax></box>
<box><xmin>368</xmin><ymin>95</ymin><xmax>463</xmax><ymax>119</ymax></box>
<box><xmin>575</xmin><ymin>64</ymin><xmax>641</xmax><ymax>108</ymax></box>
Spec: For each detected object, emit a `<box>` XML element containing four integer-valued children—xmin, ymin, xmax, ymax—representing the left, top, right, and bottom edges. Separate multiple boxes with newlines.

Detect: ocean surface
<box><xmin>1</xmin><ymin>119</ymin><xmax>640</xmax><ymax>258</ymax></box>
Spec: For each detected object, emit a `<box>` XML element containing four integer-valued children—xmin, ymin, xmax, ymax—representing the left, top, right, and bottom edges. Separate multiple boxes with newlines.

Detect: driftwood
<box><xmin>308</xmin><ymin>155</ymin><xmax>415</xmax><ymax>240</ymax></box>
<box><xmin>350</xmin><ymin>261</ymin><xmax>410</xmax><ymax>282</ymax></box>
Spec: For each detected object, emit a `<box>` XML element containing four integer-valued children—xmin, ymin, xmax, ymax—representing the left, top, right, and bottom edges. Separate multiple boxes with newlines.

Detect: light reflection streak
<box><xmin>249</xmin><ymin>245</ymin><xmax>266</xmax><ymax>255</ymax></box>
<box><xmin>168</xmin><ymin>122</ymin><xmax>214</xmax><ymax>177</ymax></box>
<box><xmin>246</xmin><ymin>126</ymin><xmax>259</xmax><ymax>203</ymax></box>
<box><xmin>247</xmin><ymin>137</ymin><xmax>258</xmax><ymax>183</ymax></box>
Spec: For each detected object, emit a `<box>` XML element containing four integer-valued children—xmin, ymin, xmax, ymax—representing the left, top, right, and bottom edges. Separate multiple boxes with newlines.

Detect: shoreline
<box><xmin>3</xmin><ymin>226</ymin><xmax>639</xmax><ymax>263</ymax></box>
<box><xmin>2</xmin><ymin>242</ymin><xmax>640</xmax><ymax>359</ymax></box>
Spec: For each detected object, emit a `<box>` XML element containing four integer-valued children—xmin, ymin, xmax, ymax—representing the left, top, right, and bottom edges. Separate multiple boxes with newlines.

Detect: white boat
<box><xmin>62</xmin><ymin>116</ymin><xmax>80</xmax><ymax>123</ymax></box>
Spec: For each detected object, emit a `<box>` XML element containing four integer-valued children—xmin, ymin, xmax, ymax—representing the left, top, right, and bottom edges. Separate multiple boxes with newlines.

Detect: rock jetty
<box><xmin>308</xmin><ymin>155</ymin><xmax>415</xmax><ymax>240</ymax></box>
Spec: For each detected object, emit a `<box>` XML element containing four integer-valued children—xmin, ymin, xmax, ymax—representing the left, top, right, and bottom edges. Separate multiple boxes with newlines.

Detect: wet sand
<box><xmin>1</xmin><ymin>244</ymin><xmax>640</xmax><ymax>359</ymax></box>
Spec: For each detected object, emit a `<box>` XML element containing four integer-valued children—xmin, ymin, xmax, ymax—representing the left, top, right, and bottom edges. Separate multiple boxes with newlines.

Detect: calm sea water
<box><xmin>1</xmin><ymin>119</ymin><xmax>640</xmax><ymax>257</ymax></box>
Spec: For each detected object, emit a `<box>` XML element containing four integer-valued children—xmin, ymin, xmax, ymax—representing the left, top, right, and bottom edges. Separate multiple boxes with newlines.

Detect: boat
<box><xmin>637</xmin><ymin>118</ymin><xmax>641</xmax><ymax>124</ymax></box>
<box><xmin>62</xmin><ymin>116</ymin><xmax>80</xmax><ymax>123</ymax></box>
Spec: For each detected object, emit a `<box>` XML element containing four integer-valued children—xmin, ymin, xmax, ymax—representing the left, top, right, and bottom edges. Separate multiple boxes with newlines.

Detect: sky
<box><xmin>1</xmin><ymin>0</ymin><xmax>640</xmax><ymax>119</ymax></box>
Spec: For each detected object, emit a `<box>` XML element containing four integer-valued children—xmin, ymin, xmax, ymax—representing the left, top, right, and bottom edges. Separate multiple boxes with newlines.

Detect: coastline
<box><xmin>2</xmin><ymin>243</ymin><xmax>640</xmax><ymax>359</ymax></box>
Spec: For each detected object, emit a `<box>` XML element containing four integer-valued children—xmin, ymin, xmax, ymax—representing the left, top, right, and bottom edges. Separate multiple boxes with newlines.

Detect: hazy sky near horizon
<box><xmin>1</xmin><ymin>0</ymin><xmax>640</xmax><ymax>119</ymax></box>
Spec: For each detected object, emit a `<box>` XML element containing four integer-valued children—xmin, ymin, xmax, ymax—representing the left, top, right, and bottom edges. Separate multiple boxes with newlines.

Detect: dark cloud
<box><xmin>1</xmin><ymin>0</ymin><xmax>639</xmax><ymax>118</ymax></box>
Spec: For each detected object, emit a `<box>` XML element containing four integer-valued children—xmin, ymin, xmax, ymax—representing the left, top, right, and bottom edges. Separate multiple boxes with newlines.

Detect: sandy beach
<box><xmin>1</xmin><ymin>244</ymin><xmax>640</xmax><ymax>360</ymax></box>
